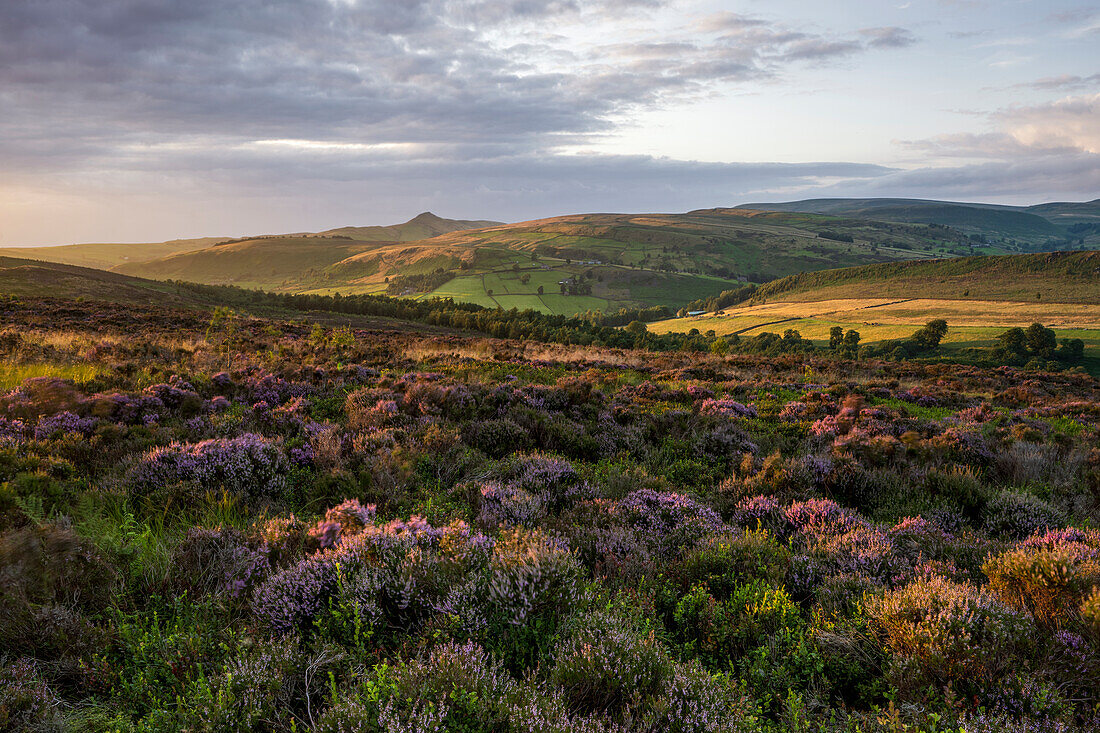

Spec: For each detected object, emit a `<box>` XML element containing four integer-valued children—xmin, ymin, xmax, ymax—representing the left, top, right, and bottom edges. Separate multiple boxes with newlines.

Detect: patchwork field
<box><xmin>650</xmin><ymin>297</ymin><xmax>1100</xmax><ymax>362</ymax></box>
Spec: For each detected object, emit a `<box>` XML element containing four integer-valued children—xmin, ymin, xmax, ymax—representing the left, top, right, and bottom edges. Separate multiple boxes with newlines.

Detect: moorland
<box><xmin>1</xmin><ymin>197</ymin><xmax>1099</xmax><ymax>733</ymax></box>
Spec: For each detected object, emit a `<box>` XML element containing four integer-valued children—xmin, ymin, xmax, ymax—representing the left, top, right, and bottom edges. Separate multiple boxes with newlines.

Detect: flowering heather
<box><xmin>984</xmin><ymin>544</ymin><xmax>1100</xmax><ymax>629</ymax></box>
<box><xmin>238</xmin><ymin>372</ymin><xmax>312</xmax><ymax>406</ymax></box>
<box><xmin>143</xmin><ymin>378</ymin><xmax>202</xmax><ymax>411</ymax></box>
<box><xmin>983</xmin><ymin>490</ymin><xmax>1066</xmax><ymax>540</ymax></box>
<box><xmin>732</xmin><ymin>495</ymin><xmax>783</xmax><ymax>529</ymax></box>
<box><xmin>809</xmin><ymin>414</ymin><xmax>843</xmax><ymax>437</ymax></box>
<box><xmin>0</xmin><ymin>416</ymin><xmax>26</xmax><ymax>446</ymax></box>
<box><xmin>402</xmin><ymin>381</ymin><xmax>474</xmax><ymax>417</ymax></box>
<box><xmin>171</xmin><ymin>526</ymin><xmax>269</xmax><ymax>597</ymax></box>
<box><xmin>33</xmin><ymin>410</ymin><xmax>98</xmax><ymax>439</ymax></box>
<box><xmin>784</xmin><ymin>498</ymin><xmax>865</xmax><ymax>536</ymax></box>
<box><xmin>7</xmin><ymin>296</ymin><xmax>1100</xmax><ymax>732</ymax></box>
<box><xmin>777</xmin><ymin>400</ymin><xmax>808</xmax><ymax>421</ymax></box>
<box><xmin>0</xmin><ymin>657</ymin><xmax>62</xmax><ymax>730</ymax></box>
<box><xmin>513</xmin><ymin>453</ymin><xmax>593</xmax><ymax>506</ymax></box>
<box><xmin>129</xmin><ymin>433</ymin><xmax>288</xmax><ymax>499</ymax></box>
<box><xmin>210</xmin><ymin>371</ymin><xmax>235</xmax><ymax>393</ymax></box>
<box><xmin>686</xmin><ymin>385</ymin><xmax>715</xmax><ymax>401</ymax></box>
<box><xmin>868</xmin><ymin>574</ymin><xmax>1031</xmax><ymax>690</ymax></box>
<box><xmin>478</xmin><ymin>482</ymin><xmax>547</xmax><ymax>528</ymax></box>
<box><xmin>616</xmin><ymin>489</ymin><xmax>726</xmax><ymax>554</ymax></box>
<box><xmin>698</xmin><ymin>398</ymin><xmax>757</xmax><ymax>419</ymax></box>
<box><xmin>551</xmin><ymin>609</ymin><xmax>672</xmax><ymax>714</ymax></box>
<box><xmin>934</xmin><ymin>426</ymin><xmax>996</xmax><ymax>467</ymax></box>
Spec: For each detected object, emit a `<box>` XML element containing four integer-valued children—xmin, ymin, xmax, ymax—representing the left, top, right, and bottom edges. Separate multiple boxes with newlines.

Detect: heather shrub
<box><xmin>924</xmin><ymin>465</ymin><xmax>992</xmax><ymax>522</ymax></box>
<box><xmin>642</xmin><ymin>660</ymin><xmax>757</xmax><ymax>733</ymax></box>
<box><xmin>253</xmin><ymin>510</ymin><xmax>579</xmax><ymax>659</ymax></box>
<box><xmin>550</xmin><ymin>607</ymin><xmax>674</xmax><ymax>716</ymax></box>
<box><xmin>484</xmin><ymin>528</ymin><xmax>582</xmax><ymax>668</ymax></box>
<box><xmin>866</xmin><ymin>575</ymin><xmax>1033</xmax><ymax>694</ymax></box>
<box><xmin>323</xmin><ymin>641</ymin><xmax>518</xmax><ymax>732</ymax></box>
<box><xmin>506</xmin><ymin>452</ymin><xmax>594</xmax><ymax>509</ymax></box>
<box><xmin>194</xmin><ymin>635</ymin><xmax>341</xmax><ymax>732</ymax></box>
<box><xmin>476</xmin><ymin>481</ymin><xmax>547</xmax><ymax>528</ymax></box>
<box><xmin>983</xmin><ymin>489</ymin><xmax>1066</xmax><ymax>539</ymax></box>
<box><xmin>0</xmin><ymin>658</ymin><xmax>63</xmax><ymax>731</ymax></box>
<box><xmin>0</xmin><ymin>524</ymin><xmax>116</xmax><ymax>618</ymax></box>
<box><xmin>616</xmin><ymin>488</ymin><xmax>726</xmax><ymax>557</ymax></box>
<box><xmin>462</xmin><ymin>418</ymin><xmax>533</xmax><ymax>458</ymax></box>
<box><xmin>252</xmin><ymin>555</ymin><xmax>341</xmax><ymax>636</ymax></box>
<box><xmin>984</xmin><ymin>544</ymin><xmax>1100</xmax><ymax>629</ymax></box>
<box><xmin>128</xmin><ymin>434</ymin><xmax>288</xmax><ymax>502</ymax></box>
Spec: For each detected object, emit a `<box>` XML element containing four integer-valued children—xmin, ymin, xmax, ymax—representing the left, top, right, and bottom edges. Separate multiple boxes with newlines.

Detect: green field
<box><xmin>650</xmin><ymin>290</ymin><xmax>1100</xmax><ymax>372</ymax></box>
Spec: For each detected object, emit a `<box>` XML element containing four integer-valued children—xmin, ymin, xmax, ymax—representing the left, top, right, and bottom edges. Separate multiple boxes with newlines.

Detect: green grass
<box><xmin>0</xmin><ymin>362</ymin><xmax>104</xmax><ymax>391</ymax></box>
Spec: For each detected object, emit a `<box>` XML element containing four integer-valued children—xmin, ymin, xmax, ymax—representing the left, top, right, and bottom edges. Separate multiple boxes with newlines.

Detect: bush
<box><xmin>195</xmin><ymin>636</ymin><xmax>342</xmax><ymax>732</ymax></box>
<box><xmin>676</xmin><ymin>530</ymin><xmax>790</xmax><ymax>594</ymax></box>
<box><xmin>550</xmin><ymin>608</ymin><xmax>674</xmax><ymax>715</ymax></box>
<box><xmin>128</xmin><ymin>434</ymin><xmax>288</xmax><ymax>502</ymax></box>
<box><xmin>866</xmin><ymin>575</ymin><xmax>1033</xmax><ymax>694</ymax></box>
<box><xmin>984</xmin><ymin>544</ymin><xmax>1100</xmax><ymax>630</ymax></box>
<box><xmin>983</xmin><ymin>490</ymin><xmax>1066</xmax><ymax>540</ymax></box>
<box><xmin>462</xmin><ymin>418</ymin><xmax>533</xmax><ymax>459</ymax></box>
<box><xmin>0</xmin><ymin>658</ymin><xmax>63</xmax><ymax>731</ymax></box>
<box><xmin>671</xmin><ymin>580</ymin><xmax>801</xmax><ymax>671</ymax></box>
<box><xmin>0</xmin><ymin>524</ymin><xmax>117</xmax><ymax>658</ymax></box>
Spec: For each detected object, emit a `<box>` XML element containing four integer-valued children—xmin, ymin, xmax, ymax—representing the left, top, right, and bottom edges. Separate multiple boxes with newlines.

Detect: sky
<box><xmin>1</xmin><ymin>0</ymin><xmax>1097</xmax><ymax>245</ymax></box>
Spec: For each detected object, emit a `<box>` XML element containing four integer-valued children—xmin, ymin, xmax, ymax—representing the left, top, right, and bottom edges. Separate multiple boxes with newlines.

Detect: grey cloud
<box><xmin>0</xmin><ymin>0</ymin><xmax>912</xmax><ymax>182</ymax></box>
<box><xmin>848</xmin><ymin>153</ymin><xmax>1100</xmax><ymax>200</ymax></box>
<box><xmin>859</xmin><ymin>27</ymin><xmax>917</xmax><ymax>49</ymax></box>
<box><xmin>1017</xmin><ymin>73</ymin><xmax>1100</xmax><ymax>91</ymax></box>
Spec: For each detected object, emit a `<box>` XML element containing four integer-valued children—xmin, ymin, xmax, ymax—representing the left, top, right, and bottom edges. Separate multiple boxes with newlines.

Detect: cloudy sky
<box><xmin>1</xmin><ymin>0</ymin><xmax>1097</xmax><ymax>245</ymax></box>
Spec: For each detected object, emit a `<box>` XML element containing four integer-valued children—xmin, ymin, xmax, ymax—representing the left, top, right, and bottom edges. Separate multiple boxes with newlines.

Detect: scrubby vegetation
<box><xmin>2</xmin><ymin>295</ymin><xmax>1100</xmax><ymax>732</ymax></box>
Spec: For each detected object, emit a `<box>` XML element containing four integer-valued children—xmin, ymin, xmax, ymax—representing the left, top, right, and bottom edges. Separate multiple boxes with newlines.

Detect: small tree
<box><xmin>829</xmin><ymin>326</ymin><xmax>844</xmax><ymax>351</ymax></box>
<box><xmin>913</xmin><ymin>319</ymin><xmax>948</xmax><ymax>351</ymax></box>
<box><xmin>843</xmin><ymin>329</ymin><xmax>861</xmax><ymax>356</ymax></box>
<box><xmin>1025</xmin><ymin>323</ymin><xmax>1057</xmax><ymax>357</ymax></box>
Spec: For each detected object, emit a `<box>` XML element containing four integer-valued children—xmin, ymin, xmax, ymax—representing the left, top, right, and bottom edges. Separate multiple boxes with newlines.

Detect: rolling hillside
<box><xmin>748</xmin><ymin>250</ymin><xmax>1100</xmax><ymax>304</ymax></box>
<box><xmin>737</xmin><ymin>197</ymin><xmax>1100</xmax><ymax>246</ymax></box>
<box><xmin>114</xmin><ymin>208</ymin><xmax>991</xmax><ymax>315</ymax></box>
<box><xmin>0</xmin><ymin>237</ymin><xmax>227</xmax><ymax>271</ymax></box>
<box><xmin>0</xmin><ymin>256</ymin><xmax>222</xmax><ymax>305</ymax></box>
<box><xmin>113</xmin><ymin>213</ymin><xmax>502</xmax><ymax>290</ymax></box>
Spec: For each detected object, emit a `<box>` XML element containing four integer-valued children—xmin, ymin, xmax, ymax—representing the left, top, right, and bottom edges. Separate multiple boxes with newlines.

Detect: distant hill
<box><xmin>124</xmin><ymin>210</ymin><xmax>1006</xmax><ymax>312</ymax></box>
<box><xmin>0</xmin><ymin>237</ymin><xmax>227</xmax><ymax>271</ymax></box>
<box><xmin>736</xmin><ymin>197</ymin><xmax>1100</xmax><ymax>246</ymax></box>
<box><xmin>113</xmin><ymin>212</ymin><xmax>501</xmax><ymax>289</ymax></box>
<box><xmin>749</xmin><ymin>250</ymin><xmax>1100</xmax><ymax>304</ymax></box>
<box><xmin>111</xmin><ymin>208</ymin><xmax>997</xmax><ymax>315</ymax></box>
<box><xmin>0</xmin><ymin>256</ymin><xmax>222</xmax><ymax>305</ymax></box>
<box><xmin>321</xmin><ymin>212</ymin><xmax>502</xmax><ymax>241</ymax></box>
